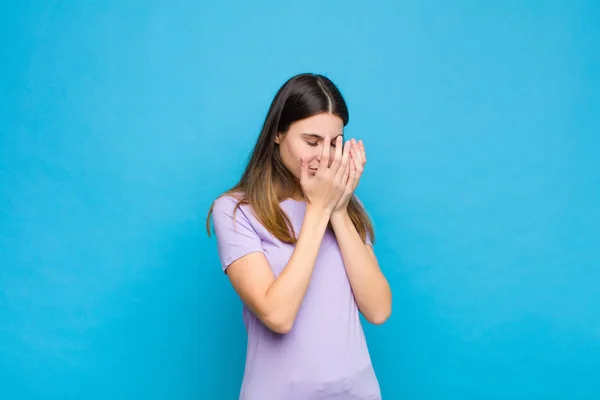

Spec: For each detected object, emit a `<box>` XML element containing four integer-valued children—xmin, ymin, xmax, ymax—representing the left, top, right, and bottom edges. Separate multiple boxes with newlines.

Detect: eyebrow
<box><xmin>301</xmin><ymin>133</ymin><xmax>344</xmax><ymax>140</ymax></box>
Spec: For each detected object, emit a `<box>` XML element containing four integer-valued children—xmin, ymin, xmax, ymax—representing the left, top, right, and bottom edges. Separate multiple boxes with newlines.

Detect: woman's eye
<box><xmin>306</xmin><ymin>140</ymin><xmax>337</xmax><ymax>147</ymax></box>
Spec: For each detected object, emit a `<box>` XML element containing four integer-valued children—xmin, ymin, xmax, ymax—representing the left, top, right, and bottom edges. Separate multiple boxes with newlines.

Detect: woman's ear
<box><xmin>274</xmin><ymin>132</ymin><xmax>281</xmax><ymax>144</ymax></box>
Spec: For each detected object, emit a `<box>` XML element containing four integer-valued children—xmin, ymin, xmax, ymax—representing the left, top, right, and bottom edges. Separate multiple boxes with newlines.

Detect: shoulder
<box><xmin>209</xmin><ymin>193</ymin><xmax>265</xmax><ymax>271</ymax></box>
<box><xmin>212</xmin><ymin>193</ymin><xmax>243</xmax><ymax>214</ymax></box>
<box><xmin>212</xmin><ymin>190</ymin><xmax>252</xmax><ymax>213</ymax></box>
<box><xmin>211</xmin><ymin>192</ymin><xmax>256</xmax><ymax>226</ymax></box>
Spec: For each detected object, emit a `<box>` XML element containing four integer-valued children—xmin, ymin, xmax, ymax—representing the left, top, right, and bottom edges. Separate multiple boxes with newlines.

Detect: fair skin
<box><xmin>225</xmin><ymin>113</ymin><xmax>391</xmax><ymax>333</ymax></box>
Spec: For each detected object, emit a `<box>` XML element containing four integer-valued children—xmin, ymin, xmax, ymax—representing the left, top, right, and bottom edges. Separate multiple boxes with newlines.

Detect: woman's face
<box><xmin>275</xmin><ymin>112</ymin><xmax>344</xmax><ymax>180</ymax></box>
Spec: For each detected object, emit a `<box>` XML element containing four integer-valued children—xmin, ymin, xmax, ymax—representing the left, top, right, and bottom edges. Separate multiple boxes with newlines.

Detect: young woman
<box><xmin>207</xmin><ymin>73</ymin><xmax>392</xmax><ymax>400</ymax></box>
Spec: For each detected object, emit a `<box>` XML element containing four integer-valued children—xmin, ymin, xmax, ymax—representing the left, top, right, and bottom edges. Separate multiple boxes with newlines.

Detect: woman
<box><xmin>207</xmin><ymin>73</ymin><xmax>392</xmax><ymax>400</ymax></box>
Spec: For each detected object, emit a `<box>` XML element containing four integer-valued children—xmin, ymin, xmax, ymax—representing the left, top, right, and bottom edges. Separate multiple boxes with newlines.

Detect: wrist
<box><xmin>306</xmin><ymin>204</ymin><xmax>333</xmax><ymax>225</ymax></box>
<box><xmin>330</xmin><ymin>208</ymin><xmax>350</xmax><ymax>226</ymax></box>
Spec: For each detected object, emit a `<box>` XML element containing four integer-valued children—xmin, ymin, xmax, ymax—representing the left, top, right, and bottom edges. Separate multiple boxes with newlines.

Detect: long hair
<box><xmin>206</xmin><ymin>73</ymin><xmax>375</xmax><ymax>245</ymax></box>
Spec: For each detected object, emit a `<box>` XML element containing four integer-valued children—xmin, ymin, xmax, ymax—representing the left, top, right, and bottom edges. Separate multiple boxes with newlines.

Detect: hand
<box><xmin>300</xmin><ymin>136</ymin><xmax>351</xmax><ymax>215</ymax></box>
<box><xmin>332</xmin><ymin>138</ymin><xmax>366</xmax><ymax>215</ymax></box>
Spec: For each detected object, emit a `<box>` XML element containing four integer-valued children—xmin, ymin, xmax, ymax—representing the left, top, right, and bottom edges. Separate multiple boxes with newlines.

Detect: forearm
<box><xmin>264</xmin><ymin>206</ymin><xmax>330</xmax><ymax>331</ymax></box>
<box><xmin>330</xmin><ymin>211</ymin><xmax>392</xmax><ymax>324</ymax></box>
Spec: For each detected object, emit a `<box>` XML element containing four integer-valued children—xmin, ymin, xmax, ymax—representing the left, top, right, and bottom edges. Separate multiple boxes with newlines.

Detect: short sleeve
<box><xmin>365</xmin><ymin>231</ymin><xmax>373</xmax><ymax>246</ymax></box>
<box><xmin>211</xmin><ymin>196</ymin><xmax>265</xmax><ymax>272</ymax></box>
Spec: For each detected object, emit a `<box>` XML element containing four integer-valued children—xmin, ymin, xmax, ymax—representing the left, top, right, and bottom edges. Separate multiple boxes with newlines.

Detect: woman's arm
<box><xmin>225</xmin><ymin>205</ymin><xmax>330</xmax><ymax>334</ymax></box>
<box><xmin>330</xmin><ymin>210</ymin><xmax>392</xmax><ymax>324</ymax></box>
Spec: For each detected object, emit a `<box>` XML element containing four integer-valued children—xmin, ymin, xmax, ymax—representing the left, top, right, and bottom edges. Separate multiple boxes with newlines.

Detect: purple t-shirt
<box><xmin>212</xmin><ymin>195</ymin><xmax>381</xmax><ymax>400</ymax></box>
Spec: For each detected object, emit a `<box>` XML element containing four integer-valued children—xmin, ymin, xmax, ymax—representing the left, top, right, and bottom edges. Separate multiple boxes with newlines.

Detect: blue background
<box><xmin>1</xmin><ymin>1</ymin><xmax>599</xmax><ymax>399</ymax></box>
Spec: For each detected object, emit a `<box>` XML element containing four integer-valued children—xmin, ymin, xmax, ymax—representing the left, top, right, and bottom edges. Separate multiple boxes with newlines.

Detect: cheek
<box><xmin>281</xmin><ymin>143</ymin><xmax>315</xmax><ymax>172</ymax></box>
<box><xmin>296</xmin><ymin>145</ymin><xmax>318</xmax><ymax>162</ymax></box>
<box><xmin>282</xmin><ymin>143</ymin><xmax>301</xmax><ymax>161</ymax></box>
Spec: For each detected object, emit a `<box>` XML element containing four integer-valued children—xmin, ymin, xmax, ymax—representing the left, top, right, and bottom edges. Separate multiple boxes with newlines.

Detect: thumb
<box><xmin>300</xmin><ymin>157</ymin><xmax>309</xmax><ymax>182</ymax></box>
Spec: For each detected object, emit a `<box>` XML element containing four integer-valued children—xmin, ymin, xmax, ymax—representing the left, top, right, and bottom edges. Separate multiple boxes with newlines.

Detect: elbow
<box><xmin>262</xmin><ymin>312</ymin><xmax>295</xmax><ymax>334</ymax></box>
<box><xmin>253</xmin><ymin>296</ymin><xmax>296</xmax><ymax>334</ymax></box>
<box><xmin>369</xmin><ymin>314</ymin><xmax>390</xmax><ymax>325</ymax></box>
<box><xmin>269</xmin><ymin>320</ymin><xmax>294</xmax><ymax>334</ymax></box>
<box><xmin>366</xmin><ymin>306</ymin><xmax>391</xmax><ymax>325</ymax></box>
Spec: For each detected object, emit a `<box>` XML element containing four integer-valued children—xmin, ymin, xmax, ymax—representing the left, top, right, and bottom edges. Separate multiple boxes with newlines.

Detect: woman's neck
<box><xmin>290</xmin><ymin>192</ymin><xmax>305</xmax><ymax>201</ymax></box>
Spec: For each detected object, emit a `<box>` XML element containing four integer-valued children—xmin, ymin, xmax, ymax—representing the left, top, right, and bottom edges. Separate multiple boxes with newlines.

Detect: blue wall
<box><xmin>1</xmin><ymin>1</ymin><xmax>599</xmax><ymax>398</ymax></box>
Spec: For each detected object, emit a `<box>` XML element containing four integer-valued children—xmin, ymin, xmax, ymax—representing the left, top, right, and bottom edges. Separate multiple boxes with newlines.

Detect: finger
<box><xmin>342</xmin><ymin>156</ymin><xmax>351</xmax><ymax>187</ymax></box>
<box><xmin>338</xmin><ymin>141</ymin><xmax>351</xmax><ymax>186</ymax></box>
<box><xmin>336</xmin><ymin>139</ymin><xmax>351</xmax><ymax>180</ymax></box>
<box><xmin>350</xmin><ymin>146</ymin><xmax>363</xmax><ymax>176</ymax></box>
<box><xmin>319</xmin><ymin>137</ymin><xmax>332</xmax><ymax>172</ymax></box>
<box><xmin>355</xmin><ymin>148</ymin><xmax>364</xmax><ymax>173</ymax></box>
<box><xmin>348</xmin><ymin>157</ymin><xmax>357</xmax><ymax>189</ymax></box>
<box><xmin>353</xmin><ymin>143</ymin><xmax>364</xmax><ymax>174</ymax></box>
<box><xmin>351</xmin><ymin>139</ymin><xmax>364</xmax><ymax>166</ymax></box>
<box><xmin>354</xmin><ymin>155</ymin><xmax>362</xmax><ymax>181</ymax></box>
<box><xmin>359</xmin><ymin>139</ymin><xmax>367</xmax><ymax>165</ymax></box>
<box><xmin>329</xmin><ymin>136</ymin><xmax>343</xmax><ymax>172</ymax></box>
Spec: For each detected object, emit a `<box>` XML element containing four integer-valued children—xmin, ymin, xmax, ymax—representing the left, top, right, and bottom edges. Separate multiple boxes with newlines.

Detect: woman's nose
<box><xmin>314</xmin><ymin>146</ymin><xmax>336</xmax><ymax>167</ymax></box>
